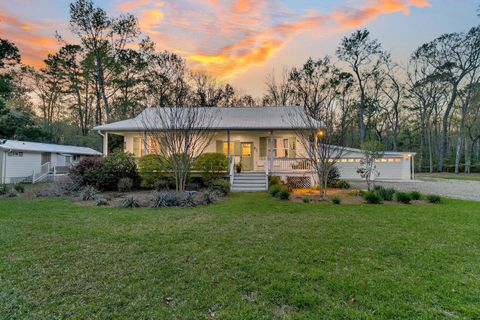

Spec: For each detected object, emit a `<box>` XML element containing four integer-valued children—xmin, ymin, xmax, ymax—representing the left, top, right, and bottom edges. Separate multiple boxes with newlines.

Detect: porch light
<box><xmin>316</xmin><ymin>129</ymin><xmax>326</xmax><ymax>138</ymax></box>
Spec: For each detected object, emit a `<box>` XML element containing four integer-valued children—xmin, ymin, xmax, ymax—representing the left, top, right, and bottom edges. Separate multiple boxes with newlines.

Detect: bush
<box><xmin>410</xmin><ymin>191</ymin><xmax>422</xmax><ymax>201</ymax></box>
<box><xmin>277</xmin><ymin>189</ymin><xmax>290</xmax><ymax>200</ymax></box>
<box><xmin>138</xmin><ymin>154</ymin><xmax>168</xmax><ymax>188</ymax></box>
<box><xmin>69</xmin><ymin>157</ymin><xmax>100</xmax><ymax>184</ymax></box>
<box><xmin>327</xmin><ymin>166</ymin><xmax>340</xmax><ymax>185</ymax></box>
<box><xmin>151</xmin><ymin>191</ymin><xmax>195</xmax><ymax>208</ymax></box>
<box><xmin>95</xmin><ymin>198</ymin><xmax>109</xmax><ymax>206</ymax></box>
<box><xmin>396</xmin><ymin>192</ymin><xmax>412</xmax><ymax>204</ymax></box>
<box><xmin>83</xmin><ymin>151</ymin><xmax>140</xmax><ymax>191</ymax></box>
<box><xmin>117</xmin><ymin>178</ymin><xmax>133</xmax><ymax>192</ymax></box>
<box><xmin>329</xmin><ymin>179</ymin><xmax>351</xmax><ymax>189</ymax></box>
<box><xmin>269</xmin><ymin>184</ymin><xmax>282</xmax><ymax>197</ymax></box>
<box><xmin>120</xmin><ymin>196</ymin><xmax>141</xmax><ymax>208</ymax></box>
<box><xmin>427</xmin><ymin>194</ymin><xmax>442</xmax><ymax>204</ymax></box>
<box><xmin>14</xmin><ymin>184</ymin><xmax>25</xmax><ymax>193</ymax></box>
<box><xmin>269</xmin><ymin>176</ymin><xmax>282</xmax><ymax>187</ymax></box>
<box><xmin>199</xmin><ymin>189</ymin><xmax>222</xmax><ymax>205</ymax></box>
<box><xmin>363</xmin><ymin>191</ymin><xmax>383</xmax><ymax>204</ymax></box>
<box><xmin>78</xmin><ymin>185</ymin><xmax>99</xmax><ymax>201</ymax></box>
<box><xmin>373</xmin><ymin>186</ymin><xmax>396</xmax><ymax>201</ymax></box>
<box><xmin>302</xmin><ymin>197</ymin><xmax>311</xmax><ymax>203</ymax></box>
<box><xmin>206</xmin><ymin>178</ymin><xmax>230</xmax><ymax>195</ymax></box>
<box><xmin>195</xmin><ymin>153</ymin><xmax>229</xmax><ymax>183</ymax></box>
<box><xmin>153</xmin><ymin>179</ymin><xmax>170</xmax><ymax>191</ymax></box>
<box><xmin>0</xmin><ymin>184</ymin><xmax>10</xmax><ymax>195</ymax></box>
<box><xmin>331</xmin><ymin>196</ymin><xmax>342</xmax><ymax>205</ymax></box>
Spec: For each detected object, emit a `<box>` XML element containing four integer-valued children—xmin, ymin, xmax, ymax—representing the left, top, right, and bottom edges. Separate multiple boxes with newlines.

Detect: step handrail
<box><xmin>32</xmin><ymin>162</ymin><xmax>51</xmax><ymax>183</ymax></box>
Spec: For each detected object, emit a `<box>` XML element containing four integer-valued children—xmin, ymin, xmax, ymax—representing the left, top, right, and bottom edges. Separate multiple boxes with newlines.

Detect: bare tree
<box><xmin>140</xmin><ymin>106</ymin><xmax>218</xmax><ymax>191</ymax></box>
<box><xmin>288</xmin><ymin>57</ymin><xmax>346</xmax><ymax>199</ymax></box>
<box><xmin>356</xmin><ymin>141</ymin><xmax>384</xmax><ymax>191</ymax></box>
<box><xmin>263</xmin><ymin>68</ymin><xmax>294</xmax><ymax>106</ymax></box>
<box><xmin>337</xmin><ymin>29</ymin><xmax>385</xmax><ymax>144</ymax></box>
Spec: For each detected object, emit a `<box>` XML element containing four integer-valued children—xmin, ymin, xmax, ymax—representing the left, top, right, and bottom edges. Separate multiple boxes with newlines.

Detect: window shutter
<box><xmin>260</xmin><ymin>137</ymin><xmax>267</xmax><ymax>157</ymax></box>
<box><xmin>216</xmin><ymin>140</ymin><xmax>224</xmax><ymax>154</ymax></box>
<box><xmin>234</xmin><ymin>140</ymin><xmax>241</xmax><ymax>156</ymax></box>
<box><xmin>289</xmin><ymin>137</ymin><xmax>296</xmax><ymax>158</ymax></box>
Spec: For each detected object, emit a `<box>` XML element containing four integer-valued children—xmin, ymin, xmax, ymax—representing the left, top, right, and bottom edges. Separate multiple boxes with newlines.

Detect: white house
<box><xmin>0</xmin><ymin>140</ymin><xmax>102</xmax><ymax>184</ymax></box>
<box><xmin>93</xmin><ymin>106</ymin><xmax>415</xmax><ymax>191</ymax></box>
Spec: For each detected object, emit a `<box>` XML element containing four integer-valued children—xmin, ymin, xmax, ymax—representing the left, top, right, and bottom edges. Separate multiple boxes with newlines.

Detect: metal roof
<box><xmin>0</xmin><ymin>140</ymin><xmax>102</xmax><ymax>156</ymax></box>
<box><xmin>93</xmin><ymin>106</ymin><xmax>324</xmax><ymax>132</ymax></box>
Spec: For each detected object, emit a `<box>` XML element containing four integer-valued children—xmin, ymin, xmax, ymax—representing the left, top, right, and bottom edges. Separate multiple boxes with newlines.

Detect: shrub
<box><xmin>327</xmin><ymin>166</ymin><xmax>340</xmax><ymax>185</ymax></box>
<box><xmin>427</xmin><ymin>194</ymin><xmax>442</xmax><ymax>204</ymax></box>
<box><xmin>184</xmin><ymin>191</ymin><xmax>196</xmax><ymax>207</ymax></box>
<box><xmin>153</xmin><ymin>179</ymin><xmax>170</xmax><ymax>191</ymax></box>
<box><xmin>0</xmin><ymin>184</ymin><xmax>10</xmax><ymax>195</ymax></box>
<box><xmin>120</xmin><ymin>196</ymin><xmax>141</xmax><ymax>208</ymax></box>
<box><xmin>277</xmin><ymin>189</ymin><xmax>290</xmax><ymax>200</ymax></box>
<box><xmin>151</xmin><ymin>191</ymin><xmax>193</xmax><ymax>208</ymax></box>
<box><xmin>78</xmin><ymin>185</ymin><xmax>99</xmax><ymax>201</ymax></box>
<box><xmin>363</xmin><ymin>191</ymin><xmax>383</xmax><ymax>204</ymax></box>
<box><xmin>373</xmin><ymin>186</ymin><xmax>396</xmax><ymax>201</ymax></box>
<box><xmin>138</xmin><ymin>154</ymin><xmax>168</xmax><ymax>188</ymax></box>
<box><xmin>198</xmin><ymin>189</ymin><xmax>222</xmax><ymax>205</ymax></box>
<box><xmin>269</xmin><ymin>184</ymin><xmax>282</xmax><ymax>197</ymax></box>
<box><xmin>410</xmin><ymin>191</ymin><xmax>422</xmax><ymax>201</ymax></box>
<box><xmin>83</xmin><ymin>151</ymin><xmax>139</xmax><ymax>191</ymax></box>
<box><xmin>269</xmin><ymin>176</ymin><xmax>282</xmax><ymax>187</ymax></box>
<box><xmin>95</xmin><ymin>198</ymin><xmax>109</xmax><ymax>206</ymax></box>
<box><xmin>302</xmin><ymin>197</ymin><xmax>311</xmax><ymax>203</ymax></box>
<box><xmin>331</xmin><ymin>196</ymin><xmax>342</xmax><ymax>205</ymax></box>
<box><xmin>195</xmin><ymin>153</ymin><xmax>229</xmax><ymax>183</ymax></box>
<box><xmin>14</xmin><ymin>184</ymin><xmax>25</xmax><ymax>193</ymax></box>
<box><xmin>330</xmin><ymin>179</ymin><xmax>351</xmax><ymax>189</ymax></box>
<box><xmin>396</xmin><ymin>192</ymin><xmax>412</xmax><ymax>204</ymax></box>
<box><xmin>206</xmin><ymin>178</ymin><xmax>230</xmax><ymax>195</ymax></box>
<box><xmin>117</xmin><ymin>178</ymin><xmax>133</xmax><ymax>192</ymax></box>
<box><xmin>69</xmin><ymin>157</ymin><xmax>100</xmax><ymax>184</ymax></box>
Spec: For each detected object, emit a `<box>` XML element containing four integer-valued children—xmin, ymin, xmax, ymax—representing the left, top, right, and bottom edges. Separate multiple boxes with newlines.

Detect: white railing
<box><xmin>270</xmin><ymin>158</ymin><xmax>313</xmax><ymax>173</ymax></box>
<box><xmin>229</xmin><ymin>155</ymin><xmax>235</xmax><ymax>186</ymax></box>
<box><xmin>32</xmin><ymin>162</ymin><xmax>51</xmax><ymax>183</ymax></box>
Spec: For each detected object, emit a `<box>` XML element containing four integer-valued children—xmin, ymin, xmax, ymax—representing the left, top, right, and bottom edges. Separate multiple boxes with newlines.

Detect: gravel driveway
<box><xmin>350</xmin><ymin>178</ymin><xmax>480</xmax><ymax>201</ymax></box>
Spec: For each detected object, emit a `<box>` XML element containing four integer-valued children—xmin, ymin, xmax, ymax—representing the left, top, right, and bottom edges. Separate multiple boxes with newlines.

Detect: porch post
<box><xmin>102</xmin><ymin>132</ymin><xmax>109</xmax><ymax>157</ymax></box>
<box><xmin>227</xmin><ymin>130</ymin><xmax>231</xmax><ymax>158</ymax></box>
<box><xmin>411</xmin><ymin>156</ymin><xmax>415</xmax><ymax>180</ymax></box>
<box><xmin>269</xmin><ymin>130</ymin><xmax>274</xmax><ymax>174</ymax></box>
<box><xmin>143</xmin><ymin>131</ymin><xmax>148</xmax><ymax>155</ymax></box>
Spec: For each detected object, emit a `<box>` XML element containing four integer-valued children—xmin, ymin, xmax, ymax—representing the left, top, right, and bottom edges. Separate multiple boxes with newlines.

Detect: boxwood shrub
<box><xmin>396</xmin><ymin>192</ymin><xmax>412</xmax><ymax>204</ymax></box>
<box><xmin>363</xmin><ymin>191</ymin><xmax>383</xmax><ymax>204</ymax></box>
<box><xmin>195</xmin><ymin>153</ymin><xmax>229</xmax><ymax>184</ymax></box>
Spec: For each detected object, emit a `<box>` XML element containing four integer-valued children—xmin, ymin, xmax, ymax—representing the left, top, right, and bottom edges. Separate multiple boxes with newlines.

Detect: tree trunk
<box><xmin>438</xmin><ymin>84</ymin><xmax>458</xmax><ymax>171</ymax></box>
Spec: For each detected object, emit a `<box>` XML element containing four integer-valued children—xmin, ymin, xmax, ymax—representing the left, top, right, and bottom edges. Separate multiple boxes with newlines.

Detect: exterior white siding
<box><xmin>3</xmin><ymin>152</ymin><xmax>42</xmax><ymax>183</ymax></box>
<box><xmin>120</xmin><ymin>131</ymin><xmax>414</xmax><ymax>182</ymax></box>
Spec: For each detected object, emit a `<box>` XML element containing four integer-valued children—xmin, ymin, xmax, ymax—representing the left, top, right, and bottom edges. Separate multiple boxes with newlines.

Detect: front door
<box><xmin>41</xmin><ymin>152</ymin><xmax>51</xmax><ymax>165</ymax></box>
<box><xmin>241</xmin><ymin>142</ymin><xmax>254</xmax><ymax>171</ymax></box>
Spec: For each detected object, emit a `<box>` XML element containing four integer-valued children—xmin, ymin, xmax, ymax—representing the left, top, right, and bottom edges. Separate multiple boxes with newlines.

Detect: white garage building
<box><xmin>0</xmin><ymin>140</ymin><xmax>102</xmax><ymax>184</ymax></box>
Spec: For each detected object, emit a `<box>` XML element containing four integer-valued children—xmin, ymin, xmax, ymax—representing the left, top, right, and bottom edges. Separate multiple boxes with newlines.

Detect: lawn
<box><xmin>1</xmin><ymin>193</ymin><xmax>479</xmax><ymax>319</ymax></box>
<box><xmin>418</xmin><ymin>172</ymin><xmax>480</xmax><ymax>182</ymax></box>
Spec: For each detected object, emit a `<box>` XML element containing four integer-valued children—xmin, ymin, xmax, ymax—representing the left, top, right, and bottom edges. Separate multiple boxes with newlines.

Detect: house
<box><xmin>0</xmin><ymin>140</ymin><xmax>102</xmax><ymax>184</ymax></box>
<box><xmin>93</xmin><ymin>106</ymin><xmax>415</xmax><ymax>191</ymax></box>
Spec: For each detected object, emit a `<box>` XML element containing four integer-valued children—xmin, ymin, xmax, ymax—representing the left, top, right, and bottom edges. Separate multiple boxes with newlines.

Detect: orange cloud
<box><xmin>0</xmin><ymin>9</ymin><xmax>58</xmax><ymax>67</ymax></box>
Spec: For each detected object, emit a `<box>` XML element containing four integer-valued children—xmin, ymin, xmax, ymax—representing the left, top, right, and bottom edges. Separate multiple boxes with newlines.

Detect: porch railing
<box><xmin>32</xmin><ymin>162</ymin><xmax>51</xmax><ymax>183</ymax></box>
<box><xmin>270</xmin><ymin>158</ymin><xmax>313</xmax><ymax>173</ymax></box>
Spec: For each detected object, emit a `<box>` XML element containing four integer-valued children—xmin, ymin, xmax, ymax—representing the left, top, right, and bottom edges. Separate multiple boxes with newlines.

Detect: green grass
<box><xmin>419</xmin><ymin>173</ymin><xmax>480</xmax><ymax>181</ymax></box>
<box><xmin>1</xmin><ymin>194</ymin><xmax>479</xmax><ymax>319</ymax></box>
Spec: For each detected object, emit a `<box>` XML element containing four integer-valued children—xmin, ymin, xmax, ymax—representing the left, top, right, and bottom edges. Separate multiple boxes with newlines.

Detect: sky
<box><xmin>0</xmin><ymin>0</ymin><xmax>478</xmax><ymax>95</ymax></box>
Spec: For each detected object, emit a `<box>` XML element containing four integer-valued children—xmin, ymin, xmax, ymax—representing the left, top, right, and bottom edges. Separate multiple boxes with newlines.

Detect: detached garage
<box><xmin>336</xmin><ymin>147</ymin><xmax>416</xmax><ymax>181</ymax></box>
<box><xmin>0</xmin><ymin>140</ymin><xmax>102</xmax><ymax>184</ymax></box>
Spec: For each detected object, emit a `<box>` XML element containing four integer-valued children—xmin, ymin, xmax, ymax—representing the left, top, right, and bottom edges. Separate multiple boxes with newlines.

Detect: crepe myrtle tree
<box><xmin>356</xmin><ymin>140</ymin><xmax>384</xmax><ymax>191</ymax></box>
<box><xmin>140</xmin><ymin>106</ymin><xmax>219</xmax><ymax>191</ymax></box>
<box><xmin>289</xmin><ymin>108</ymin><xmax>346</xmax><ymax>200</ymax></box>
<box><xmin>288</xmin><ymin>56</ymin><xmax>346</xmax><ymax>199</ymax></box>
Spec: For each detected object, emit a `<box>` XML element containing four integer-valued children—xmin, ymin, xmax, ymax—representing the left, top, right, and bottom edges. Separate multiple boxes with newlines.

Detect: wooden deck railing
<box><xmin>270</xmin><ymin>158</ymin><xmax>313</xmax><ymax>173</ymax></box>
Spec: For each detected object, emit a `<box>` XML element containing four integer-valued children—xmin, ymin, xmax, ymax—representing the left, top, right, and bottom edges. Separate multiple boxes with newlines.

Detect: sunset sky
<box><xmin>0</xmin><ymin>0</ymin><xmax>478</xmax><ymax>95</ymax></box>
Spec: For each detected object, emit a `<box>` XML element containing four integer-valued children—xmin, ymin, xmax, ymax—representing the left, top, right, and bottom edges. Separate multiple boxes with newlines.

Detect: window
<box><xmin>8</xmin><ymin>151</ymin><xmax>23</xmax><ymax>157</ymax></box>
<box><xmin>223</xmin><ymin>142</ymin><xmax>234</xmax><ymax>156</ymax></box>
<box><xmin>242</xmin><ymin>144</ymin><xmax>252</xmax><ymax>157</ymax></box>
<box><xmin>133</xmin><ymin>137</ymin><xmax>145</xmax><ymax>157</ymax></box>
<box><xmin>281</xmin><ymin>139</ymin><xmax>289</xmax><ymax>158</ymax></box>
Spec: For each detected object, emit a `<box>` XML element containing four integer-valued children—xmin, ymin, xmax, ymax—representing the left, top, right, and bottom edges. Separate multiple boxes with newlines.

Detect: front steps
<box><xmin>231</xmin><ymin>173</ymin><xmax>267</xmax><ymax>192</ymax></box>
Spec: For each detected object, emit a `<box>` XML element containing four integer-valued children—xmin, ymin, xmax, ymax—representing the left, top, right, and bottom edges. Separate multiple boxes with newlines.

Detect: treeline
<box><xmin>0</xmin><ymin>0</ymin><xmax>479</xmax><ymax>173</ymax></box>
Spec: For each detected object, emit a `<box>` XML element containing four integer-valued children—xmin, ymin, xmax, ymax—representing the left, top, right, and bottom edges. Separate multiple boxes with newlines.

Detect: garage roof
<box><xmin>93</xmin><ymin>106</ymin><xmax>324</xmax><ymax>132</ymax></box>
<box><xmin>0</xmin><ymin>140</ymin><xmax>102</xmax><ymax>156</ymax></box>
